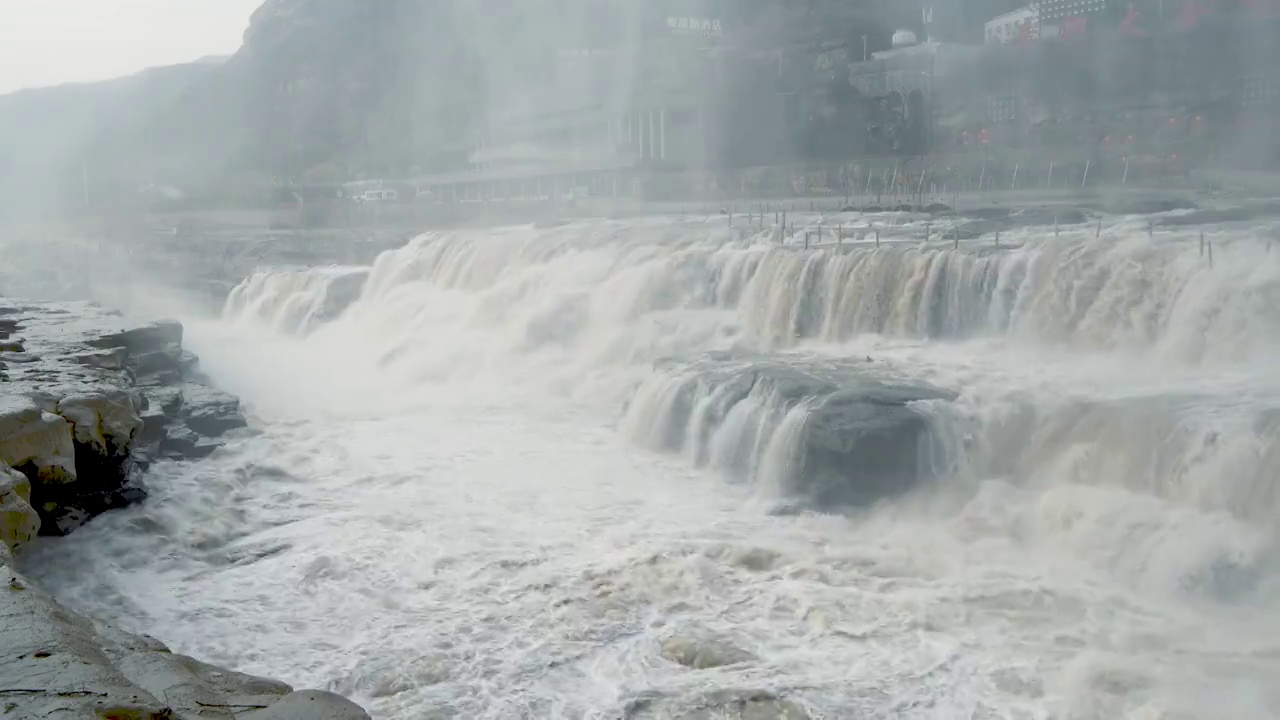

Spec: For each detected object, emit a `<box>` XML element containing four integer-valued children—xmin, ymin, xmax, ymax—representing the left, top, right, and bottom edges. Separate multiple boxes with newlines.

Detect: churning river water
<box><xmin>20</xmin><ymin>212</ymin><xmax>1280</xmax><ymax>719</ymax></box>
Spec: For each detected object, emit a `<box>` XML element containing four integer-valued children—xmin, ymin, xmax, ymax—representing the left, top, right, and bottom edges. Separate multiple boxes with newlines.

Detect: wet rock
<box><xmin>0</xmin><ymin>465</ymin><xmax>40</xmax><ymax>552</ymax></box>
<box><xmin>0</xmin><ymin>301</ymin><xmax>366</xmax><ymax>719</ymax></box>
<box><xmin>148</xmin><ymin>387</ymin><xmax>185</xmax><ymax>416</ymax></box>
<box><xmin>74</xmin><ymin>347</ymin><xmax>128</xmax><ymax>370</ymax></box>
<box><xmin>0</xmin><ymin>301</ymin><xmax>245</xmax><ymax>533</ymax></box>
<box><xmin>0</xmin><ymin>551</ymin><xmax>369</xmax><ymax>719</ymax></box>
<box><xmin>661</xmin><ymin>635</ymin><xmax>757</xmax><ymax>669</ymax></box>
<box><xmin>240</xmin><ymin>690</ymin><xmax>371</xmax><ymax>720</ymax></box>
<box><xmin>0</xmin><ymin>397</ymin><xmax>78</xmax><ymax>484</ymax></box>
<box><xmin>87</xmin><ymin>319</ymin><xmax>183</xmax><ymax>355</ymax></box>
<box><xmin>182</xmin><ymin>385</ymin><xmax>247</xmax><ymax>437</ymax></box>
<box><xmin>635</xmin><ymin>355</ymin><xmax>955</xmax><ymax>510</ymax></box>
<box><xmin>630</xmin><ymin>689</ymin><xmax>811</xmax><ymax>720</ymax></box>
<box><xmin>796</xmin><ymin>382</ymin><xmax>954</xmax><ymax>508</ymax></box>
<box><xmin>160</xmin><ymin>425</ymin><xmax>224</xmax><ymax>460</ymax></box>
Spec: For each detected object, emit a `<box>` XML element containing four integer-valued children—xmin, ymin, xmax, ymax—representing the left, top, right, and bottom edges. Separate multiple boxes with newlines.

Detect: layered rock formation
<box><xmin>0</xmin><ymin>301</ymin><xmax>245</xmax><ymax>535</ymax></box>
<box><xmin>0</xmin><ymin>301</ymin><xmax>370</xmax><ymax>719</ymax></box>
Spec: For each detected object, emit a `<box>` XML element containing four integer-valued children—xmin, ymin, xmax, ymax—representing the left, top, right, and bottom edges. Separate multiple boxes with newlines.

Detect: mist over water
<box><xmin>16</xmin><ymin>211</ymin><xmax>1280</xmax><ymax>719</ymax></box>
<box><xmin>5</xmin><ymin>2</ymin><xmax>1280</xmax><ymax>717</ymax></box>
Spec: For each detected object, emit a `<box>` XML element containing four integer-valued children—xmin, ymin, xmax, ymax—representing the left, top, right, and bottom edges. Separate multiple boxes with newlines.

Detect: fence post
<box><xmin>995</xmin><ymin>230</ymin><xmax>1000</xmax><ymax>247</ymax></box>
<box><xmin>1207</xmin><ymin>237</ymin><xmax>1214</xmax><ymax>268</ymax></box>
<box><xmin>1200</xmin><ymin>230</ymin><xmax>1205</xmax><ymax>257</ymax></box>
<box><xmin>875</xmin><ymin>229</ymin><xmax>880</xmax><ymax>247</ymax></box>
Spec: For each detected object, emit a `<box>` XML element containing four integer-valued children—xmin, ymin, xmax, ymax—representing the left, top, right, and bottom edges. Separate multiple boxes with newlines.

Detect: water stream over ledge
<box><xmin>20</xmin><ymin>213</ymin><xmax>1280</xmax><ymax>719</ymax></box>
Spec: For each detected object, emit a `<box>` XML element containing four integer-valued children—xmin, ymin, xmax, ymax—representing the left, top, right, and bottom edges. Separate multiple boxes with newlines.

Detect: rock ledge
<box><xmin>0</xmin><ymin>300</ymin><xmax>370</xmax><ymax>719</ymax></box>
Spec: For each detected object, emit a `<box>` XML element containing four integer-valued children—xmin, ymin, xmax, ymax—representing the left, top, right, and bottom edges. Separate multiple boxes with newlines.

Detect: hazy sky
<box><xmin>0</xmin><ymin>0</ymin><xmax>263</xmax><ymax>94</ymax></box>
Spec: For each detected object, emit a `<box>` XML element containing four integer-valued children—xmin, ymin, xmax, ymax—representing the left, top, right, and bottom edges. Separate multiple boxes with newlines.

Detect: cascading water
<box><xmin>24</xmin><ymin>213</ymin><xmax>1280</xmax><ymax>719</ymax></box>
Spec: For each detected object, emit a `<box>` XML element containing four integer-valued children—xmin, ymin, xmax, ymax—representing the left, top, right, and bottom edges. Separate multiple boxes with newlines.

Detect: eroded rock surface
<box><xmin>0</xmin><ymin>300</ymin><xmax>371</xmax><ymax>719</ymax></box>
<box><xmin>0</xmin><ymin>301</ymin><xmax>244</xmax><ymax>534</ymax></box>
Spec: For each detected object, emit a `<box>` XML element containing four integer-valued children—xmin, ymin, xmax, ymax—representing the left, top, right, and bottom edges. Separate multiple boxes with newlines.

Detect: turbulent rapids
<box><xmin>28</xmin><ymin>211</ymin><xmax>1280</xmax><ymax>719</ymax></box>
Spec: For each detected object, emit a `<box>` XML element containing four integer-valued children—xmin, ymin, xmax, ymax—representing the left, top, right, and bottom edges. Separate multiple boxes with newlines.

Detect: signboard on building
<box><xmin>666</xmin><ymin>17</ymin><xmax>723</xmax><ymax>39</ymax></box>
<box><xmin>985</xmin><ymin>6</ymin><xmax>1039</xmax><ymax>45</ymax></box>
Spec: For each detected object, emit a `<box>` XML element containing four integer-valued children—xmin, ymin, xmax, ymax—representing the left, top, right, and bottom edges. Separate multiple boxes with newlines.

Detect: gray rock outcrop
<box><xmin>0</xmin><ymin>300</ymin><xmax>370</xmax><ymax>719</ymax></box>
<box><xmin>0</xmin><ymin>301</ymin><xmax>246</xmax><ymax>535</ymax></box>
<box><xmin>642</xmin><ymin>353</ymin><xmax>957</xmax><ymax>510</ymax></box>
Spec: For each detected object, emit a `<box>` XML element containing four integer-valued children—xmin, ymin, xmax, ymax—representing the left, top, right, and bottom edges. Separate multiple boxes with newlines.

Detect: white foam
<box><xmin>23</xmin><ymin>215</ymin><xmax>1280</xmax><ymax>719</ymax></box>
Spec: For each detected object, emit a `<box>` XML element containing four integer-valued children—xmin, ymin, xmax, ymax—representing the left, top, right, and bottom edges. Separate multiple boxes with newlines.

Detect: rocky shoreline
<box><xmin>0</xmin><ymin>300</ymin><xmax>370</xmax><ymax>719</ymax></box>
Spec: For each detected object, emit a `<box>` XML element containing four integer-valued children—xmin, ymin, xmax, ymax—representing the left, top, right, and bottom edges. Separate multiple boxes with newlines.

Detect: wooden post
<box><xmin>875</xmin><ymin>229</ymin><xmax>880</xmax><ymax>247</ymax></box>
<box><xmin>995</xmin><ymin>230</ymin><xmax>1000</xmax><ymax>247</ymax></box>
<box><xmin>804</xmin><ymin>231</ymin><xmax>810</xmax><ymax>250</ymax></box>
<box><xmin>728</xmin><ymin>212</ymin><xmax>733</xmax><ymax>227</ymax></box>
<box><xmin>1096</xmin><ymin>217</ymin><xmax>1102</xmax><ymax>238</ymax></box>
<box><xmin>1199</xmin><ymin>231</ymin><xmax>1205</xmax><ymax>257</ymax></box>
<box><xmin>1148</xmin><ymin>220</ymin><xmax>1154</xmax><ymax>239</ymax></box>
<box><xmin>1207</xmin><ymin>237</ymin><xmax>1214</xmax><ymax>268</ymax></box>
<box><xmin>925</xmin><ymin>223</ymin><xmax>931</xmax><ymax>242</ymax></box>
<box><xmin>1054</xmin><ymin>216</ymin><xmax>1060</xmax><ymax>239</ymax></box>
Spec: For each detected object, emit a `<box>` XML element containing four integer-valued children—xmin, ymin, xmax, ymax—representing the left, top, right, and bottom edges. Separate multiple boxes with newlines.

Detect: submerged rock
<box><xmin>628</xmin><ymin>354</ymin><xmax>956</xmax><ymax>510</ymax></box>
<box><xmin>660</xmin><ymin>634</ymin><xmax>757</xmax><ymax>669</ymax></box>
<box><xmin>629</xmin><ymin>689</ymin><xmax>811</xmax><ymax>720</ymax></box>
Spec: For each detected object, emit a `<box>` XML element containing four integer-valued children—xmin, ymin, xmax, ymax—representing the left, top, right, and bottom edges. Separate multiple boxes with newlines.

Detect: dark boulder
<box><xmin>182</xmin><ymin>384</ymin><xmax>247</xmax><ymax>437</ymax></box>
<box><xmin>794</xmin><ymin>383</ymin><xmax>953</xmax><ymax>508</ymax></box>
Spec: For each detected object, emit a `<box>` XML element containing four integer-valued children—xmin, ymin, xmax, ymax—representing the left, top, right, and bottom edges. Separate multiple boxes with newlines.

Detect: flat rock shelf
<box><xmin>0</xmin><ymin>299</ymin><xmax>370</xmax><ymax>720</ymax></box>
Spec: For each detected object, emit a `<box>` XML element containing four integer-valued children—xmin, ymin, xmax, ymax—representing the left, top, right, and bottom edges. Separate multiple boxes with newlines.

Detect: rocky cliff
<box><xmin>0</xmin><ymin>301</ymin><xmax>370</xmax><ymax>719</ymax></box>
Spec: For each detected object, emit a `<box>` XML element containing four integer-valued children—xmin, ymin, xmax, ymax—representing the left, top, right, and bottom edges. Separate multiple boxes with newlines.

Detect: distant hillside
<box><xmin>0</xmin><ymin>62</ymin><xmax>220</xmax><ymax>220</ymax></box>
<box><xmin>0</xmin><ymin>0</ymin><xmax>941</xmax><ymax>219</ymax></box>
